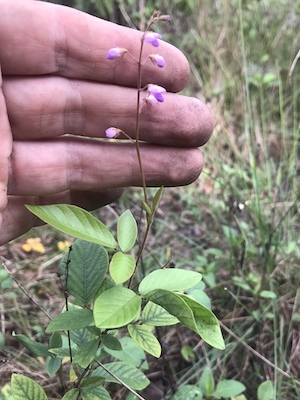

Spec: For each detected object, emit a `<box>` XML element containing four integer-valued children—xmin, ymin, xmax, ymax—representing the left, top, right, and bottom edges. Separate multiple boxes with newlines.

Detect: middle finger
<box><xmin>3</xmin><ymin>76</ymin><xmax>213</xmax><ymax>147</ymax></box>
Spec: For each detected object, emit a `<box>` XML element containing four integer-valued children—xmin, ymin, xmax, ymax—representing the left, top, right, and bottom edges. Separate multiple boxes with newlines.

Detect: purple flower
<box><xmin>149</xmin><ymin>54</ymin><xmax>165</xmax><ymax>68</ymax></box>
<box><xmin>106</xmin><ymin>47</ymin><xmax>127</xmax><ymax>60</ymax></box>
<box><xmin>143</xmin><ymin>32</ymin><xmax>162</xmax><ymax>47</ymax></box>
<box><xmin>147</xmin><ymin>84</ymin><xmax>166</xmax><ymax>102</ymax></box>
<box><xmin>144</xmin><ymin>94</ymin><xmax>159</xmax><ymax>105</ymax></box>
<box><xmin>105</xmin><ymin>127</ymin><xmax>120</xmax><ymax>138</ymax></box>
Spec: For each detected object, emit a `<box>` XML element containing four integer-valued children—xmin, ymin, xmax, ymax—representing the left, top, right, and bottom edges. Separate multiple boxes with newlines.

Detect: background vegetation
<box><xmin>1</xmin><ymin>0</ymin><xmax>299</xmax><ymax>399</ymax></box>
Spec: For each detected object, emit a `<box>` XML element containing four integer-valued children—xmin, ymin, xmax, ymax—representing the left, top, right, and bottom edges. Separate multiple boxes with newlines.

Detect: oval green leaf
<box><xmin>93</xmin><ymin>361</ymin><xmax>150</xmax><ymax>390</ymax></box>
<box><xmin>128</xmin><ymin>324</ymin><xmax>161</xmax><ymax>358</ymax></box>
<box><xmin>25</xmin><ymin>204</ymin><xmax>116</xmax><ymax>248</ymax></box>
<box><xmin>46</xmin><ymin>309</ymin><xmax>94</xmax><ymax>332</ymax></box>
<box><xmin>11</xmin><ymin>374</ymin><xmax>47</xmax><ymax>400</ymax></box>
<box><xmin>139</xmin><ymin>269</ymin><xmax>202</xmax><ymax>295</ymax></box>
<box><xmin>213</xmin><ymin>380</ymin><xmax>246</xmax><ymax>398</ymax></box>
<box><xmin>117</xmin><ymin>210</ymin><xmax>137</xmax><ymax>252</ymax></box>
<box><xmin>142</xmin><ymin>301</ymin><xmax>179</xmax><ymax>326</ymax></box>
<box><xmin>109</xmin><ymin>252</ymin><xmax>135</xmax><ymax>284</ymax></box>
<box><xmin>60</xmin><ymin>239</ymin><xmax>108</xmax><ymax>306</ymax></box>
<box><xmin>94</xmin><ymin>287</ymin><xmax>141</xmax><ymax>329</ymax></box>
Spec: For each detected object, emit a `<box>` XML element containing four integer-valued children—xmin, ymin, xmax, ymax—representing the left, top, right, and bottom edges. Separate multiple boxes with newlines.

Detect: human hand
<box><xmin>0</xmin><ymin>0</ymin><xmax>213</xmax><ymax>245</ymax></box>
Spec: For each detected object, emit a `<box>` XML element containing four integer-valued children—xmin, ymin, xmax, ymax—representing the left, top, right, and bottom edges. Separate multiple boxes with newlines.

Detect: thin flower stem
<box><xmin>135</xmin><ymin>38</ymin><xmax>148</xmax><ymax>205</ymax></box>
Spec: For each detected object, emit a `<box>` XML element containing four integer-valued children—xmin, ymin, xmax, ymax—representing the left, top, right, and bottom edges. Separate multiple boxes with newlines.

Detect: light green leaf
<box><xmin>172</xmin><ymin>385</ymin><xmax>203</xmax><ymax>399</ymax></box>
<box><xmin>104</xmin><ymin>336</ymin><xmax>148</xmax><ymax>369</ymax></box>
<box><xmin>109</xmin><ymin>252</ymin><xmax>135</xmax><ymax>284</ymax></box>
<box><xmin>62</xmin><ymin>389</ymin><xmax>80</xmax><ymax>400</ymax></box>
<box><xmin>94</xmin><ymin>287</ymin><xmax>141</xmax><ymax>329</ymax></box>
<box><xmin>213</xmin><ymin>380</ymin><xmax>246</xmax><ymax>399</ymax></box>
<box><xmin>257</xmin><ymin>380</ymin><xmax>274</xmax><ymax>400</ymax></box>
<box><xmin>46</xmin><ymin>309</ymin><xmax>94</xmax><ymax>332</ymax></box>
<box><xmin>139</xmin><ymin>269</ymin><xmax>202</xmax><ymax>295</ymax></box>
<box><xmin>60</xmin><ymin>239</ymin><xmax>108</xmax><ymax>306</ymax></box>
<box><xmin>93</xmin><ymin>362</ymin><xmax>150</xmax><ymax>390</ymax></box>
<box><xmin>146</xmin><ymin>290</ymin><xmax>224</xmax><ymax>350</ymax></box>
<box><xmin>49</xmin><ymin>347</ymin><xmax>73</xmax><ymax>357</ymax></box>
<box><xmin>117</xmin><ymin>210</ymin><xmax>137</xmax><ymax>252</ymax></box>
<box><xmin>13</xmin><ymin>334</ymin><xmax>50</xmax><ymax>357</ymax></box>
<box><xmin>11</xmin><ymin>374</ymin><xmax>47</xmax><ymax>400</ymax></box>
<box><xmin>142</xmin><ymin>301</ymin><xmax>179</xmax><ymax>326</ymax></box>
<box><xmin>73</xmin><ymin>339</ymin><xmax>99</xmax><ymax>368</ymax></box>
<box><xmin>177</xmin><ymin>294</ymin><xmax>225</xmax><ymax>350</ymax></box>
<box><xmin>260</xmin><ymin>290</ymin><xmax>277</xmax><ymax>299</ymax></box>
<box><xmin>199</xmin><ymin>366</ymin><xmax>215</xmax><ymax>396</ymax></box>
<box><xmin>46</xmin><ymin>356</ymin><xmax>62</xmax><ymax>377</ymax></box>
<box><xmin>128</xmin><ymin>324</ymin><xmax>161</xmax><ymax>358</ymax></box>
<box><xmin>82</xmin><ymin>386</ymin><xmax>111</xmax><ymax>400</ymax></box>
<box><xmin>25</xmin><ymin>204</ymin><xmax>116</xmax><ymax>248</ymax></box>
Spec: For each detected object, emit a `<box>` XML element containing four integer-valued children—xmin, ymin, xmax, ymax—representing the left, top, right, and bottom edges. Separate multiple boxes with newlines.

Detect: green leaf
<box><xmin>181</xmin><ymin>345</ymin><xmax>195</xmax><ymax>362</ymax></box>
<box><xmin>213</xmin><ymin>380</ymin><xmax>246</xmax><ymax>399</ymax></box>
<box><xmin>49</xmin><ymin>332</ymin><xmax>62</xmax><ymax>349</ymax></box>
<box><xmin>260</xmin><ymin>290</ymin><xmax>277</xmax><ymax>299</ymax></box>
<box><xmin>13</xmin><ymin>334</ymin><xmax>50</xmax><ymax>357</ymax></box>
<box><xmin>73</xmin><ymin>338</ymin><xmax>99</xmax><ymax>368</ymax></box>
<box><xmin>82</xmin><ymin>386</ymin><xmax>111</xmax><ymax>400</ymax></box>
<box><xmin>60</xmin><ymin>239</ymin><xmax>108</xmax><ymax>306</ymax></box>
<box><xmin>81</xmin><ymin>377</ymin><xmax>105</xmax><ymax>389</ymax></box>
<box><xmin>93</xmin><ymin>362</ymin><xmax>150</xmax><ymax>390</ymax></box>
<box><xmin>172</xmin><ymin>385</ymin><xmax>203</xmax><ymax>399</ymax></box>
<box><xmin>49</xmin><ymin>348</ymin><xmax>74</xmax><ymax>357</ymax></box>
<box><xmin>101</xmin><ymin>334</ymin><xmax>122</xmax><ymax>351</ymax></box>
<box><xmin>199</xmin><ymin>366</ymin><xmax>215</xmax><ymax>396</ymax></box>
<box><xmin>257</xmin><ymin>380</ymin><xmax>274</xmax><ymax>400</ymax></box>
<box><xmin>46</xmin><ymin>356</ymin><xmax>62</xmax><ymax>377</ymax></box>
<box><xmin>139</xmin><ymin>269</ymin><xmax>202</xmax><ymax>295</ymax></box>
<box><xmin>109</xmin><ymin>252</ymin><xmax>135</xmax><ymax>284</ymax></box>
<box><xmin>94</xmin><ymin>287</ymin><xmax>141</xmax><ymax>329</ymax></box>
<box><xmin>146</xmin><ymin>289</ymin><xmax>225</xmax><ymax>350</ymax></box>
<box><xmin>46</xmin><ymin>309</ymin><xmax>94</xmax><ymax>332</ymax></box>
<box><xmin>25</xmin><ymin>204</ymin><xmax>116</xmax><ymax>248</ymax></box>
<box><xmin>177</xmin><ymin>294</ymin><xmax>225</xmax><ymax>350</ymax></box>
<box><xmin>62</xmin><ymin>389</ymin><xmax>80</xmax><ymax>400</ymax></box>
<box><xmin>142</xmin><ymin>301</ymin><xmax>179</xmax><ymax>326</ymax></box>
<box><xmin>117</xmin><ymin>210</ymin><xmax>137</xmax><ymax>252</ymax></box>
<box><xmin>151</xmin><ymin>186</ymin><xmax>164</xmax><ymax>213</ymax></box>
<box><xmin>104</xmin><ymin>336</ymin><xmax>148</xmax><ymax>369</ymax></box>
<box><xmin>128</xmin><ymin>324</ymin><xmax>161</xmax><ymax>358</ymax></box>
<box><xmin>11</xmin><ymin>374</ymin><xmax>47</xmax><ymax>400</ymax></box>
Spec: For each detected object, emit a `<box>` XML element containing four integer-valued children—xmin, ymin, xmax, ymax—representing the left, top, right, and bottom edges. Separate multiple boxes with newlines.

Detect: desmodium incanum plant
<box><xmin>8</xmin><ymin>11</ymin><xmax>226</xmax><ymax>400</ymax></box>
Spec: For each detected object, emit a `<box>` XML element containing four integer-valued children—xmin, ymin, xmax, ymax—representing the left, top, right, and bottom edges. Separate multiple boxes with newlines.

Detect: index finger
<box><xmin>0</xmin><ymin>0</ymin><xmax>190</xmax><ymax>92</ymax></box>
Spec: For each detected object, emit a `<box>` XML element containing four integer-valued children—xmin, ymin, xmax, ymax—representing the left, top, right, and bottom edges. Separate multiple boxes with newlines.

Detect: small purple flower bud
<box><xmin>149</xmin><ymin>54</ymin><xmax>165</xmax><ymax>68</ymax></box>
<box><xmin>159</xmin><ymin>14</ymin><xmax>171</xmax><ymax>21</ymax></box>
<box><xmin>105</xmin><ymin>127</ymin><xmax>121</xmax><ymax>138</ymax></box>
<box><xmin>106</xmin><ymin>47</ymin><xmax>127</xmax><ymax>60</ymax></box>
<box><xmin>144</xmin><ymin>94</ymin><xmax>159</xmax><ymax>105</ymax></box>
<box><xmin>143</xmin><ymin>32</ymin><xmax>162</xmax><ymax>47</ymax></box>
<box><xmin>147</xmin><ymin>84</ymin><xmax>166</xmax><ymax>102</ymax></box>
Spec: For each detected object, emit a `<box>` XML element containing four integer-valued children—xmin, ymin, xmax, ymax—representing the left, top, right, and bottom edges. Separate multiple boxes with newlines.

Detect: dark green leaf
<box><xmin>13</xmin><ymin>334</ymin><xmax>50</xmax><ymax>357</ymax></box>
<box><xmin>60</xmin><ymin>239</ymin><xmax>108</xmax><ymax>306</ymax></box>
<box><xmin>46</xmin><ymin>309</ymin><xmax>94</xmax><ymax>332</ymax></box>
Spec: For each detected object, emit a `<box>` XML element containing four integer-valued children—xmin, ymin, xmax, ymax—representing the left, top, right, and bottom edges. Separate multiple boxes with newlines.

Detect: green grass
<box><xmin>1</xmin><ymin>0</ymin><xmax>300</xmax><ymax>399</ymax></box>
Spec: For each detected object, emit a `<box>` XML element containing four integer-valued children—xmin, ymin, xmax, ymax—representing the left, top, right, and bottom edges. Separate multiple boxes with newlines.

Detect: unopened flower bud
<box><xmin>105</xmin><ymin>127</ymin><xmax>122</xmax><ymax>138</ymax></box>
<box><xmin>143</xmin><ymin>32</ymin><xmax>162</xmax><ymax>47</ymax></box>
<box><xmin>149</xmin><ymin>54</ymin><xmax>165</xmax><ymax>68</ymax></box>
<box><xmin>147</xmin><ymin>84</ymin><xmax>166</xmax><ymax>102</ymax></box>
<box><xmin>106</xmin><ymin>47</ymin><xmax>127</xmax><ymax>60</ymax></box>
<box><xmin>159</xmin><ymin>14</ymin><xmax>171</xmax><ymax>21</ymax></box>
